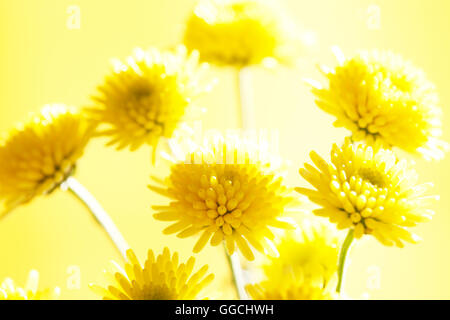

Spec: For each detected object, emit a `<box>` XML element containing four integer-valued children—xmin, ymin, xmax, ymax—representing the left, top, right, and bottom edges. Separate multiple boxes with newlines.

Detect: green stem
<box><xmin>336</xmin><ymin>229</ymin><xmax>354</xmax><ymax>293</ymax></box>
<box><xmin>224</xmin><ymin>243</ymin><xmax>247</xmax><ymax>300</ymax></box>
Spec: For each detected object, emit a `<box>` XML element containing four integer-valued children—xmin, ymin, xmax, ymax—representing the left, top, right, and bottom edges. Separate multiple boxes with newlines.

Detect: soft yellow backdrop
<box><xmin>0</xmin><ymin>0</ymin><xmax>449</xmax><ymax>299</ymax></box>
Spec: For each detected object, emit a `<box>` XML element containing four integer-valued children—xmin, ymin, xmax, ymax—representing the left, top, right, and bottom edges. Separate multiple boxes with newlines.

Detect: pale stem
<box><xmin>61</xmin><ymin>176</ymin><xmax>130</xmax><ymax>261</ymax></box>
<box><xmin>336</xmin><ymin>229</ymin><xmax>355</xmax><ymax>293</ymax></box>
<box><xmin>224</xmin><ymin>244</ymin><xmax>248</xmax><ymax>300</ymax></box>
<box><xmin>229</xmin><ymin>67</ymin><xmax>255</xmax><ymax>301</ymax></box>
<box><xmin>235</xmin><ymin>68</ymin><xmax>255</xmax><ymax>130</ymax></box>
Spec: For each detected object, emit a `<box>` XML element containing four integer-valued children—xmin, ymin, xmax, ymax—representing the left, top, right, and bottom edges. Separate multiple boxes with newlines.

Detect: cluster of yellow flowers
<box><xmin>301</xmin><ymin>49</ymin><xmax>444</xmax><ymax>244</ymax></box>
<box><xmin>296</xmin><ymin>48</ymin><xmax>445</xmax><ymax>293</ymax></box>
<box><xmin>0</xmin><ymin>0</ymin><xmax>445</xmax><ymax>300</ymax></box>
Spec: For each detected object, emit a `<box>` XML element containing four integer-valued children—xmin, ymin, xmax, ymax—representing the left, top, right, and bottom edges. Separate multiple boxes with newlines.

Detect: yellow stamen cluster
<box><xmin>184</xmin><ymin>0</ymin><xmax>296</xmax><ymax>67</ymax></box>
<box><xmin>150</xmin><ymin>140</ymin><xmax>295</xmax><ymax>260</ymax></box>
<box><xmin>0</xmin><ymin>105</ymin><xmax>93</xmax><ymax>215</ymax></box>
<box><xmin>1</xmin><ymin>270</ymin><xmax>60</xmax><ymax>300</ymax></box>
<box><xmin>312</xmin><ymin>50</ymin><xmax>447</xmax><ymax>160</ymax></box>
<box><xmin>297</xmin><ymin>139</ymin><xmax>437</xmax><ymax>247</ymax></box>
<box><xmin>89</xmin><ymin>46</ymin><xmax>206</xmax><ymax>154</ymax></box>
<box><xmin>91</xmin><ymin>248</ymin><xmax>214</xmax><ymax>300</ymax></box>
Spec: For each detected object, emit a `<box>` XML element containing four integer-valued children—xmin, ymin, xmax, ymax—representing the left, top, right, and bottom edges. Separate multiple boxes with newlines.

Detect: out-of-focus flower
<box><xmin>0</xmin><ymin>105</ymin><xmax>93</xmax><ymax>216</ymax></box>
<box><xmin>261</xmin><ymin>220</ymin><xmax>339</xmax><ymax>285</ymax></box>
<box><xmin>91</xmin><ymin>248</ymin><xmax>214</xmax><ymax>300</ymax></box>
<box><xmin>311</xmin><ymin>49</ymin><xmax>447</xmax><ymax>160</ymax></box>
<box><xmin>89</xmin><ymin>46</ymin><xmax>208</xmax><ymax>156</ymax></box>
<box><xmin>184</xmin><ymin>0</ymin><xmax>299</xmax><ymax>68</ymax></box>
<box><xmin>246</xmin><ymin>273</ymin><xmax>335</xmax><ymax>300</ymax></box>
<box><xmin>150</xmin><ymin>135</ymin><xmax>296</xmax><ymax>260</ymax></box>
<box><xmin>296</xmin><ymin>139</ymin><xmax>437</xmax><ymax>247</ymax></box>
<box><xmin>0</xmin><ymin>270</ymin><xmax>60</xmax><ymax>300</ymax></box>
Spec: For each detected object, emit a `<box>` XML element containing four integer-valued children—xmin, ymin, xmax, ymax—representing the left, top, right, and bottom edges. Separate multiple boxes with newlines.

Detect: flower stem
<box><xmin>336</xmin><ymin>229</ymin><xmax>354</xmax><ymax>293</ymax></box>
<box><xmin>235</xmin><ymin>68</ymin><xmax>255</xmax><ymax>130</ymax></box>
<box><xmin>62</xmin><ymin>176</ymin><xmax>130</xmax><ymax>261</ymax></box>
<box><xmin>224</xmin><ymin>243</ymin><xmax>248</xmax><ymax>300</ymax></box>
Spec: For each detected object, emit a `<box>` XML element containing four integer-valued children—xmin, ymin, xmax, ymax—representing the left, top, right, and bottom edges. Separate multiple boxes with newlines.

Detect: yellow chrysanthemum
<box><xmin>296</xmin><ymin>139</ymin><xmax>437</xmax><ymax>247</ymax></box>
<box><xmin>312</xmin><ymin>50</ymin><xmax>447</xmax><ymax>160</ymax></box>
<box><xmin>89</xmin><ymin>45</ymin><xmax>207</xmax><ymax>154</ymax></box>
<box><xmin>0</xmin><ymin>105</ymin><xmax>93</xmax><ymax>215</ymax></box>
<box><xmin>91</xmin><ymin>248</ymin><xmax>214</xmax><ymax>300</ymax></box>
<box><xmin>246</xmin><ymin>274</ymin><xmax>334</xmax><ymax>300</ymax></box>
<box><xmin>150</xmin><ymin>136</ymin><xmax>296</xmax><ymax>260</ymax></box>
<box><xmin>0</xmin><ymin>270</ymin><xmax>60</xmax><ymax>300</ymax></box>
<box><xmin>261</xmin><ymin>221</ymin><xmax>339</xmax><ymax>285</ymax></box>
<box><xmin>184</xmin><ymin>0</ymin><xmax>297</xmax><ymax>67</ymax></box>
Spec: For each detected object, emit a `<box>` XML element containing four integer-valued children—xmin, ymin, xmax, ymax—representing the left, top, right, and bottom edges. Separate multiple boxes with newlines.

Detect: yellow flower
<box><xmin>0</xmin><ymin>270</ymin><xmax>60</xmax><ymax>300</ymax></box>
<box><xmin>296</xmin><ymin>139</ymin><xmax>437</xmax><ymax>247</ymax></box>
<box><xmin>89</xmin><ymin>46</ymin><xmax>207</xmax><ymax>155</ymax></box>
<box><xmin>311</xmin><ymin>50</ymin><xmax>447</xmax><ymax>160</ymax></box>
<box><xmin>150</xmin><ymin>136</ymin><xmax>296</xmax><ymax>260</ymax></box>
<box><xmin>0</xmin><ymin>105</ymin><xmax>93</xmax><ymax>215</ymax></box>
<box><xmin>184</xmin><ymin>0</ymin><xmax>297</xmax><ymax>68</ymax></box>
<box><xmin>261</xmin><ymin>220</ymin><xmax>339</xmax><ymax>285</ymax></box>
<box><xmin>91</xmin><ymin>248</ymin><xmax>214</xmax><ymax>300</ymax></box>
<box><xmin>246</xmin><ymin>274</ymin><xmax>334</xmax><ymax>300</ymax></box>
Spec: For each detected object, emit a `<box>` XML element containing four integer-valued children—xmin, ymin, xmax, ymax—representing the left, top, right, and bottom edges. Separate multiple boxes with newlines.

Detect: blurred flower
<box><xmin>0</xmin><ymin>105</ymin><xmax>93</xmax><ymax>216</ymax></box>
<box><xmin>89</xmin><ymin>46</ymin><xmax>208</xmax><ymax>156</ymax></box>
<box><xmin>311</xmin><ymin>49</ymin><xmax>447</xmax><ymax>160</ymax></box>
<box><xmin>261</xmin><ymin>220</ymin><xmax>339</xmax><ymax>285</ymax></box>
<box><xmin>297</xmin><ymin>139</ymin><xmax>437</xmax><ymax>247</ymax></box>
<box><xmin>91</xmin><ymin>248</ymin><xmax>214</xmax><ymax>300</ymax></box>
<box><xmin>150</xmin><ymin>135</ymin><xmax>296</xmax><ymax>260</ymax></box>
<box><xmin>246</xmin><ymin>273</ymin><xmax>335</xmax><ymax>300</ymax></box>
<box><xmin>184</xmin><ymin>0</ymin><xmax>299</xmax><ymax>68</ymax></box>
<box><xmin>0</xmin><ymin>270</ymin><xmax>60</xmax><ymax>300</ymax></box>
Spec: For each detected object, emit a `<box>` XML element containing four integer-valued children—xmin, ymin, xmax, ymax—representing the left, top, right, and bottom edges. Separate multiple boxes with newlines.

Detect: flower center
<box><xmin>197</xmin><ymin>170</ymin><xmax>246</xmax><ymax>236</ymax></box>
<box><xmin>357</xmin><ymin>166</ymin><xmax>387</xmax><ymax>188</ymax></box>
<box><xmin>132</xmin><ymin>85</ymin><xmax>153</xmax><ymax>101</ymax></box>
<box><xmin>124</xmin><ymin>81</ymin><xmax>164</xmax><ymax>131</ymax></box>
<box><xmin>137</xmin><ymin>284</ymin><xmax>176</xmax><ymax>300</ymax></box>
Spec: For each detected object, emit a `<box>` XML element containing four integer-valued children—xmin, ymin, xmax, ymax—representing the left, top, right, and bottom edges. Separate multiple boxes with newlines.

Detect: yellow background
<box><xmin>0</xmin><ymin>0</ymin><xmax>449</xmax><ymax>299</ymax></box>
